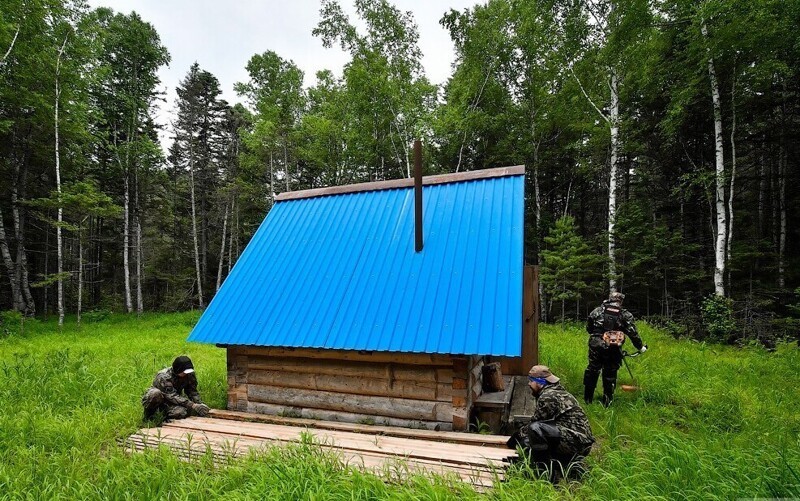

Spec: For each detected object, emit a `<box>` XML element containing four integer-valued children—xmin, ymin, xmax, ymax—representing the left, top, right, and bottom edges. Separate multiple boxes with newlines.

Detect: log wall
<box><xmin>226</xmin><ymin>346</ymin><xmax>483</xmax><ymax>431</ymax></box>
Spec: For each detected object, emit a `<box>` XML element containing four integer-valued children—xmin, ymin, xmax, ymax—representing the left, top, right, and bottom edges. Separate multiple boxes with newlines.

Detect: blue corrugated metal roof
<box><xmin>188</xmin><ymin>173</ymin><xmax>524</xmax><ymax>356</ymax></box>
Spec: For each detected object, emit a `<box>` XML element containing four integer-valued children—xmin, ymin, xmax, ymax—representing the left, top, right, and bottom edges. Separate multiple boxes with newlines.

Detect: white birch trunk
<box><xmin>189</xmin><ymin>158</ymin><xmax>204</xmax><ymax>308</ymax></box>
<box><xmin>77</xmin><ymin>230</ymin><xmax>83</xmax><ymax>326</ymax></box>
<box><xmin>608</xmin><ymin>70</ymin><xmax>620</xmax><ymax>293</ymax></box>
<box><xmin>216</xmin><ymin>200</ymin><xmax>229</xmax><ymax>292</ymax></box>
<box><xmin>123</xmin><ymin>173</ymin><xmax>132</xmax><ymax>312</ymax></box>
<box><xmin>0</xmin><ymin>24</ymin><xmax>20</xmax><ymax>67</ymax></box>
<box><xmin>55</xmin><ymin>36</ymin><xmax>67</xmax><ymax>326</ymax></box>
<box><xmin>11</xmin><ymin>170</ymin><xmax>34</xmax><ymax>314</ymax></box>
<box><xmin>136</xmin><ymin>215</ymin><xmax>143</xmax><ymax>314</ymax></box>
<box><xmin>726</xmin><ymin>73</ymin><xmax>737</xmax><ymax>291</ymax></box>
<box><xmin>702</xmin><ymin>21</ymin><xmax>727</xmax><ymax>297</ymax></box>
<box><xmin>0</xmin><ymin>208</ymin><xmax>23</xmax><ymax>311</ymax></box>
<box><xmin>284</xmin><ymin>141</ymin><xmax>289</xmax><ymax>192</ymax></box>
<box><xmin>456</xmin><ymin>129</ymin><xmax>468</xmax><ymax>173</ymax></box>
<box><xmin>228</xmin><ymin>198</ymin><xmax>235</xmax><ymax>274</ymax></box>
<box><xmin>269</xmin><ymin>151</ymin><xmax>275</xmax><ymax>204</ymax></box>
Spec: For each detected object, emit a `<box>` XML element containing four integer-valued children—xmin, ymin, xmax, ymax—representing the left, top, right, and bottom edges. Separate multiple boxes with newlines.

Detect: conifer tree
<box><xmin>540</xmin><ymin>216</ymin><xmax>603</xmax><ymax>323</ymax></box>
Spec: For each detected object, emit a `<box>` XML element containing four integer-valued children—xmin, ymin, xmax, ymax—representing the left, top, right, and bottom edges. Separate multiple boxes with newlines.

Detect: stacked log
<box><xmin>226</xmin><ymin>347</ymin><xmax>484</xmax><ymax>431</ymax></box>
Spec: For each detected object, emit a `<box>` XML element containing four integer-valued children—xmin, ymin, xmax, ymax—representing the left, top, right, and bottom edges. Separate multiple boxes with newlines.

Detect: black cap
<box><xmin>172</xmin><ymin>356</ymin><xmax>194</xmax><ymax>375</ymax></box>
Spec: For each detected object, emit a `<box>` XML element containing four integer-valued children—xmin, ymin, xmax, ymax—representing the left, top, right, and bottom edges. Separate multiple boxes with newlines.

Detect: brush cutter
<box><xmin>620</xmin><ymin>350</ymin><xmax>642</xmax><ymax>392</ymax></box>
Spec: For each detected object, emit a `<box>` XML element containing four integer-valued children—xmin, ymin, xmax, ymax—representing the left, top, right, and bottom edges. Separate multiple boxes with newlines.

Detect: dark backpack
<box><xmin>601</xmin><ymin>304</ymin><xmax>623</xmax><ymax>332</ymax></box>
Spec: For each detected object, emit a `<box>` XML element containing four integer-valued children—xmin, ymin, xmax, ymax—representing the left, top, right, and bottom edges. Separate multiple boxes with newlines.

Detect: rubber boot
<box><xmin>602</xmin><ymin>377</ymin><xmax>616</xmax><ymax>407</ymax></box>
<box><xmin>583</xmin><ymin>370</ymin><xmax>599</xmax><ymax>404</ymax></box>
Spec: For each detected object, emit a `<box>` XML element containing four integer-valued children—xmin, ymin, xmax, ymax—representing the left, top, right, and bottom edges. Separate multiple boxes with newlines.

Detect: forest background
<box><xmin>1</xmin><ymin>0</ymin><xmax>798</xmax><ymax>343</ymax></box>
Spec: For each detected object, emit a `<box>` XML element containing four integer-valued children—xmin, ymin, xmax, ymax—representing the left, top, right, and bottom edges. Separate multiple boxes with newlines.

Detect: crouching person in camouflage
<box><xmin>142</xmin><ymin>356</ymin><xmax>210</xmax><ymax>421</ymax></box>
<box><xmin>508</xmin><ymin>365</ymin><xmax>594</xmax><ymax>482</ymax></box>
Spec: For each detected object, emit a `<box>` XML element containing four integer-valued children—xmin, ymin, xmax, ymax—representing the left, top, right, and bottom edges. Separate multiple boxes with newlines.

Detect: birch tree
<box><xmin>54</xmin><ymin>33</ymin><xmax>68</xmax><ymax>325</ymax></box>
<box><xmin>91</xmin><ymin>10</ymin><xmax>168</xmax><ymax>312</ymax></box>
<box><xmin>560</xmin><ymin>0</ymin><xmax>655</xmax><ymax>293</ymax></box>
<box><xmin>314</xmin><ymin>0</ymin><xmax>436</xmax><ymax>180</ymax></box>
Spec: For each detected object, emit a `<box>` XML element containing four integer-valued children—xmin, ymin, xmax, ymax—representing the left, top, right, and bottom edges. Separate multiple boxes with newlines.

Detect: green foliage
<box><xmin>701</xmin><ymin>294</ymin><xmax>736</xmax><ymax>342</ymax></box>
<box><xmin>540</xmin><ymin>216</ymin><xmax>604</xmax><ymax>320</ymax></box>
<box><xmin>312</xmin><ymin>0</ymin><xmax>437</xmax><ymax>180</ymax></box>
<box><xmin>80</xmin><ymin>309</ymin><xmax>110</xmax><ymax>323</ymax></box>
<box><xmin>790</xmin><ymin>288</ymin><xmax>800</xmax><ymax>317</ymax></box>
<box><xmin>0</xmin><ymin>314</ymin><xmax>798</xmax><ymax>499</ymax></box>
<box><xmin>0</xmin><ymin>310</ymin><xmax>23</xmax><ymax>336</ymax></box>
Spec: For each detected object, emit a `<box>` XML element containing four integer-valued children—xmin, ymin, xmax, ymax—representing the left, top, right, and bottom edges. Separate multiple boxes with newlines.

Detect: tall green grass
<box><xmin>0</xmin><ymin>314</ymin><xmax>798</xmax><ymax>499</ymax></box>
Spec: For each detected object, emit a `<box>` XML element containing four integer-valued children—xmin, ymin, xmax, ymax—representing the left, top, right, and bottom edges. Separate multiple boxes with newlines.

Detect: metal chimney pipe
<box><xmin>413</xmin><ymin>140</ymin><xmax>423</xmax><ymax>253</ymax></box>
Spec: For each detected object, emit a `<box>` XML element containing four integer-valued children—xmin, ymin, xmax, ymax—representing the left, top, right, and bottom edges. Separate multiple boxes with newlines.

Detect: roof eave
<box><xmin>275</xmin><ymin>165</ymin><xmax>525</xmax><ymax>202</ymax></box>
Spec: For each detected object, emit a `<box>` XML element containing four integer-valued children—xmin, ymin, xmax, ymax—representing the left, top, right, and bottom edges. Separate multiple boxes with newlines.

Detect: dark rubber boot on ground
<box><xmin>583</xmin><ymin>370</ymin><xmax>599</xmax><ymax>404</ymax></box>
<box><xmin>602</xmin><ymin>377</ymin><xmax>616</xmax><ymax>407</ymax></box>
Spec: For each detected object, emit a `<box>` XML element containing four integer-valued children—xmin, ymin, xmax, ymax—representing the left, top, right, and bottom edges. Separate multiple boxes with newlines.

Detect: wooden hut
<box><xmin>188</xmin><ymin>165</ymin><xmax>537</xmax><ymax>431</ymax></box>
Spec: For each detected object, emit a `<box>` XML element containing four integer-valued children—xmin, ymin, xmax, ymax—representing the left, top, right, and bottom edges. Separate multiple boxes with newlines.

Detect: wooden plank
<box><xmin>508</xmin><ymin>375</ymin><xmax>536</xmax><ymax>426</ymax></box>
<box><xmin>275</xmin><ymin>165</ymin><xmax>525</xmax><ymax>202</ymax></box>
<box><xmin>473</xmin><ymin>376</ymin><xmax>515</xmax><ymax>409</ymax></box>
<box><xmin>246</xmin><ymin>385</ymin><xmax>453</xmax><ymax>422</ymax></box>
<box><xmin>164</xmin><ymin>418</ymin><xmax>514</xmax><ymax>466</ymax></box>
<box><xmin>125</xmin><ymin>428</ymin><xmax>500</xmax><ymax>489</ymax></box>
<box><xmin>336</xmin><ymin>450</ymin><xmax>498</xmax><ymax>489</ymax></box>
<box><xmin>165</xmin><ymin>418</ymin><xmax>512</xmax><ymax>464</ymax></box>
<box><xmin>209</xmin><ymin>409</ymin><xmax>510</xmax><ymax>447</ymax></box>
<box><xmin>246</xmin><ymin>369</ymin><xmax>451</xmax><ymax>402</ymax></box>
<box><xmin>231</xmin><ymin>347</ymin><xmax>454</xmax><ymax>366</ymax></box>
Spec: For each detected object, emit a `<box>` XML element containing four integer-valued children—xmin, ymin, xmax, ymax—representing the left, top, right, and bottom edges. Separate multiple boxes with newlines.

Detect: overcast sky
<box><xmin>84</xmin><ymin>0</ymin><xmax>479</xmax><ymax>146</ymax></box>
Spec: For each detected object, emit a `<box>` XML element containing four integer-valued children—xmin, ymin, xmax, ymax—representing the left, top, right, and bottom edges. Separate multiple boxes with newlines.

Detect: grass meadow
<box><xmin>0</xmin><ymin>312</ymin><xmax>798</xmax><ymax>500</ymax></box>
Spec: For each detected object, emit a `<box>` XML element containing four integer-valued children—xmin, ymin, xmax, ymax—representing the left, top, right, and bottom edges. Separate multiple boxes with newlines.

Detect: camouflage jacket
<box><xmin>587</xmin><ymin>300</ymin><xmax>644</xmax><ymax>350</ymax></box>
<box><xmin>531</xmin><ymin>383</ymin><xmax>594</xmax><ymax>451</ymax></box>
<box><xmin>151</xmin><ymin>367</ymin><xmax>202</xmax><ymax>408</ymax></box>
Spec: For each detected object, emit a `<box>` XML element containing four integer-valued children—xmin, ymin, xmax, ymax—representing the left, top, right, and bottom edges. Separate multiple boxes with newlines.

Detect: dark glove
<box><xmin>192</xmin><ymin>403</ymin><xmax>210</xmax><ymax>417</ymax></box>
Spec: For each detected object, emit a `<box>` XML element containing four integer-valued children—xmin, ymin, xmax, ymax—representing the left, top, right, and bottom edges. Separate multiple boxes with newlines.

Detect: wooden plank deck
<box><xmin>122</xmin><ymin>411</ymin><xmax>517</xmax><ymax>490</ymax></box>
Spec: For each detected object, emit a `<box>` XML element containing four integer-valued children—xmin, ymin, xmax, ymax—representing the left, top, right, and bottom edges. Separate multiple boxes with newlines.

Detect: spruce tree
<box><xmin>540</xmin><ymin>216</ymin><xmax>603</xmax><ymax>324</ymax></box>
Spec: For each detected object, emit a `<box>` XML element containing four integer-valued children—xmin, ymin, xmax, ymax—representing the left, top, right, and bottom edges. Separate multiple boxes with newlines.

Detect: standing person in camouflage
<box><xmin>508</xmin><ymin>365</ymin><xmax>594</xmax><ymax>480</ymax></box>
<box><xmin>141</xmin><ymin>356</ymin><xmax>210</xmax><ymax>421</ymax></box>
<box><xmin>584</xmin><ymin>291</ymin><xmax>647</xmax><ymax>406</ymax></box>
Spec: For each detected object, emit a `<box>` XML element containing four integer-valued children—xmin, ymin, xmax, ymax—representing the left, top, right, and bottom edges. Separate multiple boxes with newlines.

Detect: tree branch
<box><xmin>1</xmin><ymin>24</ymin><xmax>20</xmax><ymax>66</ymax></box>
<box><xmin>570</xmin><ymin>65</ymin><xmax>609</xmax><ymax>123</ymax></box>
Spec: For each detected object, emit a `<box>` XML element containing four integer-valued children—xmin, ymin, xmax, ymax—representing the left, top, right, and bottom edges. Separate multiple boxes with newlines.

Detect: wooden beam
<box><xmin>274</xmin><ymin>165</ymin><xmax>525</xmax><ymax>201</ymax></box>
<box><xmin>246</xmin><ymin>369</ymin><xmax>452</xmax><ymax>402</ymax></box>
<box><xmin>230</xmin><ymin>346</ymin><xmax>454</xmax><ymax>366</ymax></box>
<box><xmin>500</xmin><ymin>265</ymin><xmax>539</xmax><ymax>375</ymax></box>
<box><xmin>246</xmin><ymin>402</ymin><xmax>452</xmax><ymax>431</ymax></box>
<box><xmin>247</xmin><ymin>384</ymin><xmax>453</xmax><ymax>422</ymax></box>
<box><xmin>523</xmin><ymin>265</ymin><xmax>539</xmax><ymax>370</ymax></box>
<box><xmin>243</xmin><ymin>356</ymin><xmax>444</xmax><ymax>382</ymax></box>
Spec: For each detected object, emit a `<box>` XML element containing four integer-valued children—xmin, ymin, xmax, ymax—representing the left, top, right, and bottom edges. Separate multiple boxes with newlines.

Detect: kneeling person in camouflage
<box><xmin>142</xmin><ymin>356</ymin><xmax>210</xmax><ymax>421</ymax></box>
<box><xmin>508</xmin><ymin>365</ymin><xmax>594</xmax><ymax>481</ymax></box>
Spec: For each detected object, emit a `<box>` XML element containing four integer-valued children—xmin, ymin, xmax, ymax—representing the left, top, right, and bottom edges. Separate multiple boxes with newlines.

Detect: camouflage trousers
<box><xmin>584</xmin><ymin>336</ymin><xmax>623</xmax><ymax>405</ymax></box>
<box><xmin>141</xmin><ymin>388</ymin><xmax>189</xmax><ymax>420</ymax></box>
<box><xmin>509</xmin><ymin>422</ymin><xmax>591</xmax><ymax>482</ymax></box>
